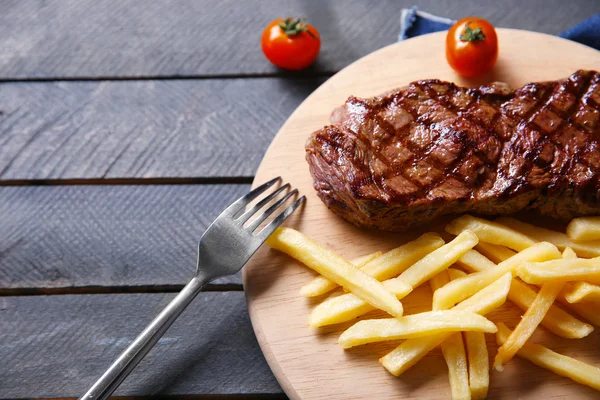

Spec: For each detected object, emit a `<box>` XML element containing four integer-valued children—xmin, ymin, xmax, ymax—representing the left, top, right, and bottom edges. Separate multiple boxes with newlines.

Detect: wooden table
<box><xmin>1</xmin><ymin>1</ymin><xmax>598</xmax><ymax>398</ymax></box>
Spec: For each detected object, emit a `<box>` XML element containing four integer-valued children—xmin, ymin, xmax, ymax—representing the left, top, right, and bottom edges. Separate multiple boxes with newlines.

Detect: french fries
<box><xmin>446</xmin><ymin>215</ymin><xmax>536</xmax><ymax>251</ymax></box>
<box><xmin>380</xmin><ymin>273</ymin><xmax>512</xmax><ymax>376</ymax></box>
<box><xmin>465</xmin><ymin>331</ymin><xmax>489</xmax><ymax>399</ymax></box>
<box><xmin>497</xmin><ymin>217</ymin><xmax>600</xmax><ymax>258</ymax></box>
<box><xmin>431</xmin><ymin>270</ymin><xmax>471</xmax><ymax>400</ymax></box>
<box><xmin>567</xmin><ymin>216</ymin><xmax>600</xmax><ymax>241</ymax></box>
<box><xmin>562</xmin><ymin>299</ymin><xmax>600</xmax><ymax>327</ymax></box>
<box><xmin>301</xmin><ymin>233</ymin><xmax>444</xmax><ymax>297</ymax></box>
<box><xmin>517</xmin><ymin>257</ymin><xmax>600</xmax><ymax>285</ymax></box>
<box><xmin>563</xmin><ymin>281</ymin><xmax>600</xmax><ymax>303</ymax></box>
<box><xmin>267</xmin><ymin>228</ymin><xmax>404</xmax><ymax>317</ymax></box>
<box><xmin>430</xmin><ymin>270</ymin><xmax>451</xmax><ymax>293</ymax></box>
<box><xmin>273</xmin><ymin>214</ymin><xmax>600</xmax><ymax>397</ymax></box>
<box><xmin>395</xmin><ymin>230</ymin><xmax>478</xmax><ymax>288</ymax></box>
<box><xmin>309</xmin><ymin>231</ymin><xmax>476</xmax><ymax>327</ymax></box>
<box><xmin>448</xmin><ymin>268</ymin><xmax>467</xmax><ymax>280</ymax></box>
<box><xmin>458</xmin><ymin>249</ymin><xmax>594</xmax><ymax>339</ymax></box>
<box><xmin>433</xmin><ymin>242</ymin><xmax>560</xmax><ymax>310</ymax></box>
<box><xmin>496</xmin><ymin>323</ymin><xmax>600</xmax><ymax>391</ymax></box>
<box><xmin>338</xmin><ymin>311</ymin><xmax>497</xmax><ymax>349</ymax></box>
<box><xmin>509</xmin><ymin>279</ymin><xmax>594</xmax><ymax>338</ymax></box>
<box><xmin>558</xmin><ymin>246</ymin><xmax>600</xmax><ymax>304</ymax></box>
<box><xmin>300</xmin><ymin>251</ymin><xmax>381</xmax><ymax>297</ymax></box>
<box><xmin>360</xmin><ymin>233</ymin><xmax>445</xmax><ymax>281</ymax></box>
<box><xmin>442</xmin><ymin>333</ymin><xmax>471</xmax><ymax>400</ymax></box>
<box><xmin>563</xmin><ymin>247</ymin><xmax>578</xmax><ymax>259</ymax></box>
<box><xmin>309</xmin><ymin>278</ymin><xmax>412</xmax><ymax>327</ymax></box>
<box><xmin>554</xmin><ymin>248</ymin><xmax>600</xmax><ymax>326</ymax></box>
<box><xmin>475</xmin><ymin>242</ymin><xmax>516</xmax><ymax>263</ymax></box>
<box><xmin>493</xmin><ymin>279</ymin><xmax>565</xmax><ymax>370</ymax></box>
<box><xmin>494</xmin><ymin>248</ymin><xmax>575</xmax><ymax>369</ymax></box>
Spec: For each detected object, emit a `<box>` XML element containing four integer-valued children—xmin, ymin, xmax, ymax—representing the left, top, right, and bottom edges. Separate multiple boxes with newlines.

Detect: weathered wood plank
<box><xmin>0</xmin><ymin>291</ymin><xmax>283</xmax><ymax>398</ymax></box>
<box><xmin>0</xmin><ymin>78</ymin><xmax>323</xmax><ymax>180</ymax></box>
<box><xmin>0</xmin><ymin>0</ymin><xmax>596</xmax><ymax>79</ymax></box>
<box><xmin>0</xmin><ymin>184</ymin><xmax>253</xmax><ymax>290</ymax></box>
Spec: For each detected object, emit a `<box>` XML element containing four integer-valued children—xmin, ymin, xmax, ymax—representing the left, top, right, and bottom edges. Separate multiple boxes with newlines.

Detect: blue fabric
<box><xmin>559</xmin><ymin>13</ymin><xmax>600</xmax><ymax>50</ymax></box>
<box><xmin>399</xmin><ymin>6</ymin><xmax>600</xmax><ymax>51</ymax></box>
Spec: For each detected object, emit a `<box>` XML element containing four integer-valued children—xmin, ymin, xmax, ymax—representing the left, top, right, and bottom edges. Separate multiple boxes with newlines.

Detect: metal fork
<box><xmin>80</xmin><ymin>177</ymin><xmax>304</xmax><ymax>400</ymax></box>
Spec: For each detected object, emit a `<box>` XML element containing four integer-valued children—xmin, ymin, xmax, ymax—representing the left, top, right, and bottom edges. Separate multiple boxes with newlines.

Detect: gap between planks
<box><xmin>0</xmin><ymin>176</ymin><xmax>254</xmax><ymax>186</ymax></box>
<box><xmin>0</xmin><ymin>71</ymin><xmax>335</xmax><ymax>83</ymax></box>
<box><xmin>0</xmin><ymin>283</ymin><xmax>244</xmax><ymax>297</ymax></box>
<box><xmin>14</xmin><ymin>395</ymin><xmax>288</xmax><ymax>400</ymax></box>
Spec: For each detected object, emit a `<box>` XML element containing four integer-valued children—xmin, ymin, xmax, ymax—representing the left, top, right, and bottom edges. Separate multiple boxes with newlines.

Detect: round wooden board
<box><xmin>243</xmin><ymin>29</ymin><xmax>600</xmax><ymax>400</ymax></box>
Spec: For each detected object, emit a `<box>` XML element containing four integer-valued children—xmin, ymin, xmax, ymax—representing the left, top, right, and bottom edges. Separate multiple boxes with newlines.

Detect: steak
<box><xmin>305</xmin><ymin>70</ymin><xmax>600</xmax><ymax>231</ymax></box>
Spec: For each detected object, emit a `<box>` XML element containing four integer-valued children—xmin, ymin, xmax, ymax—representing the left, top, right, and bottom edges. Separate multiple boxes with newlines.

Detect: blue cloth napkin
<box><xmin>399</xmin><ymin>6</ymin><xmax>600</xmax><ymax>51</ymax></box>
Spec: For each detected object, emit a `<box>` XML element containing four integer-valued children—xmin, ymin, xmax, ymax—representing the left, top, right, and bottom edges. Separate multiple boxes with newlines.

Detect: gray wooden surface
<box><xmin>0</xmin><ymin>184</ymin><xmax>249</xmax><ymax>291</ymax></box>
<box><xmin>0</xmin><ymin>0</ymin><xmax>598</xmax><ymax>398</ymax></box>
<box><xmin>0</xmin><ymin>292</ymin><xmax>282</xmax><ymax>398</ymax></box>
<box><xmin>0</xmin><ymin>78</ymin><xmax>322</xmax><ymax>180</ymax></box>
<box><xmin>0</xmin><ymin>0</ymin><xmax>597</xmax><ymax>79</ymax></box>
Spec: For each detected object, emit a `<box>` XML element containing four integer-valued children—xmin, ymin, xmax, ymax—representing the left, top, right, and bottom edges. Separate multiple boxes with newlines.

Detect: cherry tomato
<box><xmin>446</xmin><ymin>17</ymin><xmax>498</xmax><ymax>77</ymax></box>
<box><xmin>261</xmin><ymin>18</ymin><xmax>321</xmax><ymax>70</ymax></box>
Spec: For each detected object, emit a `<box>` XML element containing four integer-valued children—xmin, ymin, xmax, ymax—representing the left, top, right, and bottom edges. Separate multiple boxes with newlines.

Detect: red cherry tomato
<box><xmin>446</xmin><ymin>17</ymin><xmax>498</xmax><ymax>77</ymax></box>
<box><xmin>261</xmin><ymin>18</ymin><xmax>321</xmax><ymax>70</ymax></box>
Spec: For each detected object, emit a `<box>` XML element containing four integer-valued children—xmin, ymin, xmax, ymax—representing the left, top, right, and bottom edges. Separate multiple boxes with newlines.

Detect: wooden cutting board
<box><xmin>243</xmin><ymin>29</ymin><xmax>600</xmax><ymax>400</ymax></box>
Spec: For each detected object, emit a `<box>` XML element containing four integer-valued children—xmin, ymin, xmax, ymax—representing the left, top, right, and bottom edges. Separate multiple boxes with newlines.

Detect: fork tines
<box><xmin>228</xmin><ymin>177</ymin><xmax>305</xmax><ymax>239</ymax></box>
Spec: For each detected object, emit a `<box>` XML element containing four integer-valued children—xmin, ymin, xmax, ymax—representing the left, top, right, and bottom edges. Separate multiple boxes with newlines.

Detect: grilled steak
<box><xmin>306</xmin><ymin>70</ymin><xmax>600</xmax><ymax>231</ymax></box>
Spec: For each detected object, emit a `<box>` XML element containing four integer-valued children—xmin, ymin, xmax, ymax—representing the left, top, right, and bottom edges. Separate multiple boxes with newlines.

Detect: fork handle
<box><xmin>80</xmin><ymin>273</ymin><xmax>209</xmax><ymax>400</ymax></box>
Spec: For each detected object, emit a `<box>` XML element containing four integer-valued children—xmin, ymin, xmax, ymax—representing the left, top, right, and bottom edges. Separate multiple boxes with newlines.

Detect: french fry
<box><xmin>563</xmin><ymin>281</ymin><xmax>600</xmax><ymax>303</ymax></box>
<box><xmin>446</xmin><ymin>215</ymin><xmax>536</xmax><ymax>251</ymax></box>
<box><xmin>517</xmin><ymin>254</ymin><xmax>600</xmax><ymax>325</ymax></box>
<box><xmin>567</xmin><ymin>216</ymin><xmax>600</xmax><ymax>242</ymax></box>
<box><xmin>475</xmin><ymin>242</ymin><xmax>516</xmax><ymax>263</ymax></box>
<box><xmin>450</xmin><ymin>254</ymin><xmax>491</xmax><ymax>398</ymax></box>
<box><xmin>457</xmin><ymin>249</ymin><xmax>594</xmax><ymax>338</ymax></box>
<box><xmin>497</xmin><ymin>217</ymin><xmax>600</xmax><ymax>258</ymax></box>
<box><xmin>300</xmin><ymin>251</ymin><xmax>381</xmax><ymax>297</ymax></box>
<box><xmin>496</xmin><ymin>323</ymin><xmax>600</xmax><ymax>391</ymax></box>
<box><xmin>310</xmin><ymin>231</ymin><xmax>477</xmax><ymax>327</ymax></box>
<box><xmin>301</xmin><ymin>233</ymin><xmax>444</xmax><ymax>297</ymax></box>
<box><xmin>395</xmin><ymin>230</ymin><xmax>478</xmax><ymax>288</ymax></box>
<box><xmin>511</xmin><ymin>279</ymin><xmax>594</xmax><ymax>337</ymax></box>
<box><xmin>267</xmin><ymin>228</ymin><xmax>403</xmax><ymax>318</ymax></box>
<box><xmin>559</xmin><ymin>247</ymin><xmax>600</xmax><ymax>304</ymax></box>
<box><xmin>360</xmin><ymin>233</ymin><xmax>445</xmax><ymax>281</ymax></box>
<box><xmin>562</xmin><ymin>300</ymin><xmax>600</xmax><ymax>327</ymax></box>
<box><xmin>434</xmin><ymin>242</ymin><xmax>560</xmax><ymax>310</ymax></box>
<box><xmin>517</xmin><ymin>257</ymin><xmax>600</xmax><ymax>285</ymax></box>
<box><xmin>430</xmin><ymin>270</ymin><xmax>451</xmax><ymax>294</ymax></box>
<box><xmin>495</xmin><ymin>247</ymin><xmax>575</xmax><ymax>369</ymax></box>
<box><xmin>493</xmin><ymin>279</ymin><xmax>565</xmax><ymax>370</ymax></box>
<box><xmin>380</xmin><ymin>273</ymin><xmax>512</xmax><ymax>376</ymax></box>
<box><xmin>338</xmin><ymin>311</ymin><xmax>497</xmax><ymax>349</ymax></box>
<box><xmin>468</xmin><ymin>247</ymin><xmax>600</xmax><ymax>327</ymax></box>
<box><xmin>456</xmin><ymin>249</ymin><xmax>501</xmax><ymax>271</ymax></box>
<box><xmin>442</xmin><ymin>334</ymin><xmax>471</xmax><ymax>400</ymax></box>
<box><xmin>442</xmin><ymin>271</ymin><xmax>510</xmax><ymax>316</ymax></box>
<box><xmin>431</xmin><ymin>270</ymin><xmax>471</xmax><ymax>400</ymax></box>
<box><xmin>465</xmin><ymin>331</ymin><xmax>489</xmax><ymax>399</ymax></box>
<box><xmin>448</xmin><ymin>268</ymin><xmax>467</xmax><ymax>280</ymax></box>
<box><xmin>554</xmin><ymin>247</ymin><xmax>600</xmax><ymax>326</ymax></box>
<box><xmin>309</xmin><ymin>278</ymin><xmax>412</xmax><ymax>328</ymax></box>
<box><xmin>562</xmin><ymin>247</ymin><xmax>578</xmax><ymax>259</ymax></box>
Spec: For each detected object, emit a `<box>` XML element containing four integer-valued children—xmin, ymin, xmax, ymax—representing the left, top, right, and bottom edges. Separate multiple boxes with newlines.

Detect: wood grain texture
<box><xmin>0</xmin><ymin>291</ymin><xmax>283</xmax><ymax>398</ymax></box>
<box><xmin>0</xmin><ymin>78</ymin><xmax>322</xmax><ymax>180</ymax></box>
<box><xmin>243</xmin><ymin>31</ymin><xmax>600</xmax><ymax>399</ymax></box>
<box><xmin>0</xmin><ymin>0</ymin><xmax>597</xmax><ymax>79</ymax></box>
<box><xmin>0</xmin><ymin>184</ymin><xmax>251</xmax><ymax>290</ymax></box>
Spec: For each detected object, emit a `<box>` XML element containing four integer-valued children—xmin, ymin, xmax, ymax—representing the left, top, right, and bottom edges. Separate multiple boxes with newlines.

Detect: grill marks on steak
<box><xmin>306</xmin><ymin>70</ymin><xmax>600</xmax><ymax>231</ymax></box>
